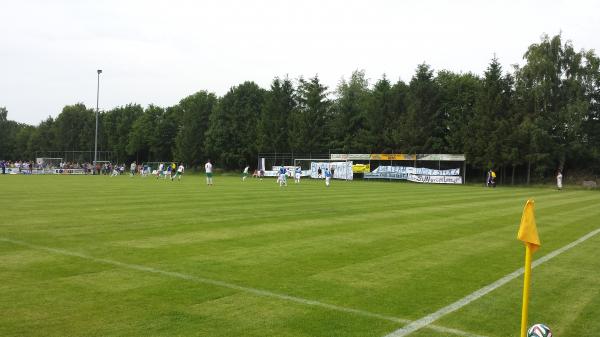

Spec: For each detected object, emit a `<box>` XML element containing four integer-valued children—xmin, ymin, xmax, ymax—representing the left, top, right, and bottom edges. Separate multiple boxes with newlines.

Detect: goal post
<box><xmin>36</xmin><ymin>157</ymin><xmax>63</xmax><ymax>168</ymax></box>
<box><xmin>293</xmin><ymin>158</ymin><xmax>353</xmax><ymax>180</ymax></box>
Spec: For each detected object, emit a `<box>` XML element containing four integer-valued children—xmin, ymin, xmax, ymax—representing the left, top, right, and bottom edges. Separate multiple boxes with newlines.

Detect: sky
<box><xmin>1</xmin><ymin>0</ymin><xmax>599</xmax><ymax>125</ymax></box>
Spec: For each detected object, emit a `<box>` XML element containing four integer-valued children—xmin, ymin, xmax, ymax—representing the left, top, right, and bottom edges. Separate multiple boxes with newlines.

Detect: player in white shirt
<box><xmin>171</xmin><ymin>163</ymin><xmax>184</xmax><ymax>181</ymax></box>
<box><xmin>242</xmin><ymin>165</ymin><xmax>249</xmax><ymax>181</ymax></box>
<box><xmin>156</xmin><ymin>163</ymin><xmax>164</xmax><ymax>179</ymax></box>
<box><xmin>556</xmin><ymin>170</ymin><xmax>563</xmax><ymax>190</ymax></box>
<box><xmin>130</xmin><ymin>162</ymin><xmax>136</xmax><ymax>177</ymax></box>
<box><xmin>205</xmin><ymin>160</ymin><xmax>213</xmax><ymax>186</ymax></box>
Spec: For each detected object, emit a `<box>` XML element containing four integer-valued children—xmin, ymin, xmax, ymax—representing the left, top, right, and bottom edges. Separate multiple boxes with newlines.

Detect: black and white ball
<box><xmin>527</xmin><ymin>323</ymin><xmax>552</xmax><ymax>337</ymax></box>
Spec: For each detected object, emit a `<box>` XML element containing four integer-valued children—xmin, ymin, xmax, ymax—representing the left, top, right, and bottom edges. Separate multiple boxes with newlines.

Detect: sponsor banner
<box><xmin>406</xmin><ymin>174</ymin><xmax>462</xmax><ymax>184</ymax></box>
<box><xmin>347</xmin><ymin>154</ymin><xmax>371</xmax><ymax>160</ymax></box>
<box><xmin>364</xmin><ymin>165</ymin><xmax>462</xmax><ymax>184</ymax></box>
<box><xmin>364</xmin><ymin>171</ymin><xmax>409</xmax><ymax>180</ymax></box>
<box><xmin>3</xmin><ymin>168</ymin><xmax>20</xmax><ymax>174</ymax></box>
<box><xmin>330</xmin><ymin>153</ymin><xmax>371</xmax><ymax>160</ymax></box>
<box><xmin>330</xmin><ymin>154</ymin><xmax>347</xmax><ymax>160</ymax></box>
<box><xmin>2</xmin><ymin>168</ymin><xmax>85</xmax><ymax>175</ymax></box>
<box><xmin>370</xmin><ymin>154</ymin><xmax>416</xmax><ymax>161</ymax></box>
<box><xmin>331</xmin><ymin>153</ymin><xmax>465</xmax><ymax>161</ymax></box>
<box><xmin>53</xmin><ymin>169</ymin><xmax>86</xmax><ymax>174</ymax></box>
<box><xmin>352</xmin><ymin>164</ymin><xmax>370</xmax><ymax>173</ymax></box>
<box><xmin>365</xmin><ymin>165</ymin><xmax>459</xmax><ymax>177</ymax></box>
<box><xmin>417</xmin><ymin>154</ymin><xmax>466</xmax><ymax>161</ymax></box>
<box><xmin>310</xmin><ymin>161</ymin><xmax>353</xmax><ymax>180</ymax></box>
<box><xmin>263</xmin><ymin>170</ymin><xmax>278</xmax><ymax>177</ymax></box>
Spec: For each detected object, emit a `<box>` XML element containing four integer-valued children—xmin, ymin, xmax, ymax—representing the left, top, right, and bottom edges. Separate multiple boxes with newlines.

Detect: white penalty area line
<box><xmin>383</xmin><ymin>227</ymin><xmax>600</xmax><ymax>337</ymax></box>
<box><xmin>0</xmin><ymin>238</ymin><xmax>484</xmax><ymax>337</ymax></box>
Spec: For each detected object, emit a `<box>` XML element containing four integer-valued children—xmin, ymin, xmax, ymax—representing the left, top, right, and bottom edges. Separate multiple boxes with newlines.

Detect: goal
<box><xmin>293</xmin><ymin>158</ymin><xmax>353</xmax><ymax>180</ymax></box>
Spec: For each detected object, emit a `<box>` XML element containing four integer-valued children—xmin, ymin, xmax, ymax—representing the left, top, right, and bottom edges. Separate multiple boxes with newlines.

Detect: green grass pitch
<box><xmin>1</xmin><ymin>174</ymin><xmax>599</xmax><ymax>337</ymax></box>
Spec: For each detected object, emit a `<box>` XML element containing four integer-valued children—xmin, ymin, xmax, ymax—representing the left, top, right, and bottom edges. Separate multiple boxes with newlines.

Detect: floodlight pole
<box><xmin>94</xmin><ymin>69</ymin><xmax>102</xmax><ymax>173</ymax></box>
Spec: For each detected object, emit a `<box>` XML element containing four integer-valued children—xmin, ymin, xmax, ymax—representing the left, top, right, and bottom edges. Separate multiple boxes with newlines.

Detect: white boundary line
<box><xmin>383</xmin><ymin>227</ymin><xmax>600</xmax><ymax>337</ymax></box>
<box><xmin>0</xmin><ymin>238</ymin><xmax>485</xmax><ymax>337</ymax></box>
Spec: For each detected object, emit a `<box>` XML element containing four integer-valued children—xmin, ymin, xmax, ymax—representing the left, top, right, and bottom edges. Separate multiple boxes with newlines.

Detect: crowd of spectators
<box><xmin>0</xmin><ymin>160</ymin><xmax>129</xmax><ymax>175</ymax></box>
<box><xmin>1</xmin><ymin>160</ymin><xmax>36</xmax><ymax>174</ymax></box>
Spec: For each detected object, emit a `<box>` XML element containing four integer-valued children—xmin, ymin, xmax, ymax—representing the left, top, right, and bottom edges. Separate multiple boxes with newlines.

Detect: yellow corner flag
<box><xmin>517</xmin><ymin>199</ymin><xmax>541</xmax><ymax>252</ymax></box>
<box><xmin>517</xmin><ymin>199</ymin><xmax>541</xmax><ymax>337</ymax></box>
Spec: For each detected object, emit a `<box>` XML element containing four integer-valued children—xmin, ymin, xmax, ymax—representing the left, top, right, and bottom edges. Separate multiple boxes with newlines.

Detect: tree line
<box><xmin>1</xmin><ymin>34</ymin><xmax>599</xmax><ymax>183</ymax></box>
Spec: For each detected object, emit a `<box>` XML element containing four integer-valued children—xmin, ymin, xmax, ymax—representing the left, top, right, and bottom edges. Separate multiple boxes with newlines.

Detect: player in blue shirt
<box><xmin>294</xmin><ymin>167</ymin><xmax>302</xmax><ymax>183</ymax></box>
<box><xmin>325</xmin><ymin>168</ymin><xmax>332</xmax><ymax>187</ymax></box>
<box><xmin>278</xmin><ymin>166</ymin><xmax>287</xmax><ymax>187</ymax></box>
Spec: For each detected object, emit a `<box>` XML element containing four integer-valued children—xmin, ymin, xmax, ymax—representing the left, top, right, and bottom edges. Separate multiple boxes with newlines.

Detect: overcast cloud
<box><xmin>1</xmin><ymin>0</ymin><xmax>598</xmax><ymax>125</ymax></box>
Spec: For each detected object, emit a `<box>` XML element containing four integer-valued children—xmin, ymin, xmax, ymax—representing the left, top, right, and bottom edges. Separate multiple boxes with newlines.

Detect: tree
<box><xmin>436</xmin><ymin>71</ymin><xmax>480</xmax><ymax>154</ymax></box>
<box><xmin>401</xmin><ymin>64</ymin><xmax>442</xmax><ymax>153</ymax></box>
<box><xmin>0</xmin><ymin>107</ymin><xmax>35</xmax><ymax>160</ymax></box>
<box><xmin>155</xmin><ymin>105</ymin><xmax>181</xmax><ymax>161</ymax></box>
<box><xmin>257</xmin><ymin>77</ymin><xmax>296</xmax><ymax>153</ymax></box>
<box><xmin>465</xmin><ymin>57</ymin><xmax>513</xmax><ymax>173</ymax></box>
<box><xmin>102</xmin><ymin>104</ymin><xmax>144</xmax><ymax>163</ymax></box>
<box><xmin>331</xmin><ymin>70</ymin><xmax>371</xmax><ymax>152</ymax></box>
<box><xmin>0</xmin><ymin>107</ymin><xmax>12</xmax><ymax>158</ymax></box>
<box><xmin>514</xmin><ymin>34</ymin><xmax>594</xmax><ymax>181</ymax></box>
<box><xmin>2</xmin><ymin>32</ymin><xmax>599</xmax><ymax>181</ymax></box>
<box><xmin>14</xmin><ymin>125</ymin><xmax>36</xmax><ymax>160</ymax></box>
<box><xmin>367</xmin><ymin>76</ymin><xmax>393</xmax><ymax>151</ymax></box>
<box><xmin>27</xmin><ymin>117</ymin><xmax>57</xmax><ymax>158</ymax></box>
<box><xmin>53</xmin><ymin>104</ymin><xmax>94</xmax><ymax>152</ymax></box>
<box><xmin>580</xmin><ymin>49</ymin><xmax>600</xmax><ymax>172</ymax></box>
<box><xmin>174</xmin><ymin>91</ymin><xmax>217</xmax><ymax>168</ymax></box>
<box><xmin>382</xmin><ymin>80</ymin><xmax>410</xmax><ymax>152</ymax></box>
<box><xmin>205</xmin><ymin>82</ymin><xmax>266</xmax><ymax>169</ymax></box>
<box><xmin>289</xmin><ymin>75</ymin><xmax>331</xmax><ymax>154</ymax></box>
<box><xmin>126</xmin><ymin>104</ymin><xmax>179</xmax><ymax>162</ymax></box>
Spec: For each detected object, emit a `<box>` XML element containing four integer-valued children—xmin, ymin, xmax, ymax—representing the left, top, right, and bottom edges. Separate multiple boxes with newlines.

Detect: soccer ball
<box><xmin>527</xmin><ymin>323</ymin><xmax>552</xmax><ymax>337</ymax></box>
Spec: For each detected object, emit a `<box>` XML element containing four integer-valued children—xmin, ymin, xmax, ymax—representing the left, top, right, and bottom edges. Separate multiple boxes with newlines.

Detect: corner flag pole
<box><xmin>516</xmin><ymin>199</ymin><xmax>540</xmax><ymax>337</ymax></box>
<box><xmin>520</xmin><ymin>243</ymin><xmax>533</xmax><ymax>337</ymax></box>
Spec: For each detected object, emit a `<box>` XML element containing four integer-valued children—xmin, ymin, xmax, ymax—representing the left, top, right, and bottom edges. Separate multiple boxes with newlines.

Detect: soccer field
<box><xmin>1</xmin><ymin>175</ymin><xmax>599</xmax><ymax>337</ymax></box>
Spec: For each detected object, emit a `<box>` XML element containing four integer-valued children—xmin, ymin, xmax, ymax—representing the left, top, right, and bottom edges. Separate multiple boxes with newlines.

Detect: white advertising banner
<box><xmin>310</xmin><ymin>161</ymin><xmax>353</xmax><ymax>180</ymax></box>
<box><xmin>364</xmin><ymin>165</ymin><xmax>462</xmax><ymax>184</ymax></box>
<box><xmin>2</xmin><ymin>168</ymin><xmax>86</xmax><ymax>175</ymax></box>
<box><xmin>406</xmin><ymin>174</ymin><xmax>463</xmax><ymax>184</ymax></box>
<box><xmin>417</xmin><ymin>154</ymin><xmax>466</xmax><ymax>161</ymax></box>
<box><xmin>330</xmin><ymin>154</ymin><xmax>348</xmax><ymax>160</ymax></box>
<box><xmin>331</xmin><ymin>153</ymin><xmax>465</xmax><ymax>161</ymax></box>
<box><xmin>330</xmin><ymin>153</ymin><xmax>371</xmax><ymax>160</ymax></box>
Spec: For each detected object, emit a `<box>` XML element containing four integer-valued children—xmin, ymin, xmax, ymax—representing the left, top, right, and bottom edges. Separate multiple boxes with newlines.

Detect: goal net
<box><xmin>36</xmin><ymin>157</ymin><xmax>63</xmax><ymax>169</ymax></box>
<box><xmin>293</xmin><ymin>158</ymin><xmax>353</xmax><ymax>180</ymax></box>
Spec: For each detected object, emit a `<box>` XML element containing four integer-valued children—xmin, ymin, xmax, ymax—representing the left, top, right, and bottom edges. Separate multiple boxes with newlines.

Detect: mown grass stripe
<box><xmin>0</xmin><ymin>237</ymin><xmax>485</xmax><ymax>337</ymax></box>
<box><xmin>382</xmin><ymin>227</ymin><xmax>600</xmax><ymax>337</ymax></box>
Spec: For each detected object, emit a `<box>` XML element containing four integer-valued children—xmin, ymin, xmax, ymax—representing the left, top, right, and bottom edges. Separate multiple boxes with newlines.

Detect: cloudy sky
<box><xmin>1</xmin><ymin>0</ymin><xmax>598</xmax><ymax>125</ymax></box>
